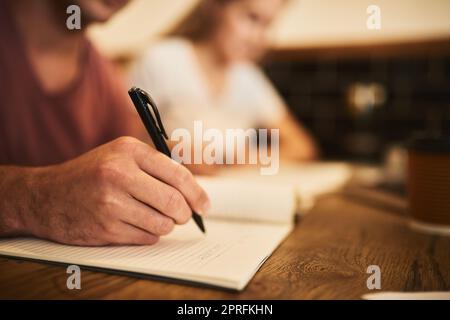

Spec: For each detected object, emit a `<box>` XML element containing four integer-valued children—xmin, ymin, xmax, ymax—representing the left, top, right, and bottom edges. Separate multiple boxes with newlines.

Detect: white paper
<box><xmin>0</xmin><ymin>219</ymin><xmax>291</xmax><ymax>290</ymax></box>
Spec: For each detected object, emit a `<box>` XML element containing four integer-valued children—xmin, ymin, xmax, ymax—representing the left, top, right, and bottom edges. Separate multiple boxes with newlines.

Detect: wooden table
<box><xmin>0</xmin><ymin>192</ymin><xmax>449</xmax><ymax>299</ymax></box>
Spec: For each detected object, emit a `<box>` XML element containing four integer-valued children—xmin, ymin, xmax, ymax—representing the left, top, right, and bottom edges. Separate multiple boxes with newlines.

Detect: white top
<box><xmin>129</xmin><ymin>38</ymin><xmax>286</xmax><ymax>135</ymax></box>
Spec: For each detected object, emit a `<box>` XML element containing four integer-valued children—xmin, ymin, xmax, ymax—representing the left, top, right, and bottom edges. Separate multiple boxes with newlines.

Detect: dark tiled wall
<box><xmin>264</xmin><ymin>55</ymin><xmax>450</xmax><ymax>162</ymax></box>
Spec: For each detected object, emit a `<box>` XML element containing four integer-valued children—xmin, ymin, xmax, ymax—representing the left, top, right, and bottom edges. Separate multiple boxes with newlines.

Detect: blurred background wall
<box><xmin>88</xmin><ymin>0</ymin><xmax>450</xmax><ymax>162</ymax></box>
<box><xmin>88</xmin><ymin>0</ymin><xmax>450</xmax><ymax>56</ymax></box>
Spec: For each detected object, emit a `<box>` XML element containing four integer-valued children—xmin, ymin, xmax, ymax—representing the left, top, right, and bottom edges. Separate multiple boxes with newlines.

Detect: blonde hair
<box><xmin>167</xmin><ymin>0</ymin><xmax>235</xmax><ymax>41</ymax></box>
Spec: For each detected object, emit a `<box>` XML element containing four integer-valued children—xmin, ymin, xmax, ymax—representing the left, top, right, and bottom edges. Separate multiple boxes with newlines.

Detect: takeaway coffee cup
<box><xmin>407</xmin><ymin>135</ymin><xmax>450</xmax><ymax>235</ymax></box>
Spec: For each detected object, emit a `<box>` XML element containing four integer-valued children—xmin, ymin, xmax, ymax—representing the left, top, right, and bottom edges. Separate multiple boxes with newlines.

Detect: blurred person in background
<box><xmin>131</xmin><ymin>0</ymin><xmax>319</xmax><ymax>175</ymax></box>
<box><xmin>0</xmin><ymin>0</ymin><xmax>209</xmax><ymax>245</ymax></box>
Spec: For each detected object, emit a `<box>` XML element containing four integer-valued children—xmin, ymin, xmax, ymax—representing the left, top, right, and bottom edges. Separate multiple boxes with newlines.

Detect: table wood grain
<box><xmin>0</xmin><ymin>193</ymin><xmax>449</xmax><ymax>299</ymax></box>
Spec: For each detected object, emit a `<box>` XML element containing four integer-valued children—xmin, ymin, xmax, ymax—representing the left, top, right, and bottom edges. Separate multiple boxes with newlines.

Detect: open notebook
<box><xmin>0</xmin><ymin>178</ymin><xmax>297</xmax><ymax>291</ymax></box>
<box><xmin>216</xmin><ymin>161</ymin><xmax>352</xmax><ymax>212</ymax></box>
<box><xmin>0</xmin><ymin>221</ymin><xmax>292</xmax><ymax>291</ymax></box>
<box><xmin>0</xmin><ymin>162</ymin><xmax>351</xmax><ymax>291</ymax></box>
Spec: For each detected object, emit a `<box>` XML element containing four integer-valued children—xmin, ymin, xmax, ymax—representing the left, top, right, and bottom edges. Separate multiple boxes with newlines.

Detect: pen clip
<box><xmin>137</xmin><ymin>88</ymin><xmax>168</xmax><ymax>140</ymax></box>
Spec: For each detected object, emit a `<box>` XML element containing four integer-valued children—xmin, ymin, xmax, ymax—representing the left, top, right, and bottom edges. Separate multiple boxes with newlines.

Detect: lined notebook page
<box><xmin>0</xmin><ymin>219</ymin><xmax>291</xmax><ymax>290</ymax></box>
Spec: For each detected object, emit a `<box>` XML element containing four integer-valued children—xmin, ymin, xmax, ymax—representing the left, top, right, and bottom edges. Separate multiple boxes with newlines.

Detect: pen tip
<box><xmin>193</xmin><ymin>213</ymin><xmax>206</xmax><ymax>234</ymax></box>
<box><xmin>198</xmin><ymin>220</ymin><xmax>206</xmax><ymax>234</ymax></box>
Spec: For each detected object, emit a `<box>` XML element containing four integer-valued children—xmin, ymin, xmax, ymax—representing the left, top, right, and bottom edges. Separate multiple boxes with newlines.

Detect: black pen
<box><xmin>128</xmin><ymin>87</ymin><xmax>206</xmax><ymax>233</ymax></box>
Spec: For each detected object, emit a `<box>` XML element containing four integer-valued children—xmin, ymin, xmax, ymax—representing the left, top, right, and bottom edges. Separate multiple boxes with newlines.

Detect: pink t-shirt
<box><xmin>0</xmin><ymin>1</ymin><xmax>142</xmax><ymax>166</ymax></box>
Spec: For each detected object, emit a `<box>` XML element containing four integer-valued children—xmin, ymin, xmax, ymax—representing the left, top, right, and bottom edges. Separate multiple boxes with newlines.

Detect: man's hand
<box><xmin>0</xmin><ymin>137</ymin><xmax>210</xmax><ymax>246</ymax></box>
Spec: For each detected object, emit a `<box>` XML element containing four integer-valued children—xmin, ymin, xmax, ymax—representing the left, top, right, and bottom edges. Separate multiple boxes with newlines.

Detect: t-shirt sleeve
<box><xmin>240</xmin><ymin>64</ymin><xmax>287</xmax><ymax>126</ymax></box>
<box><xmin>128</xmin><ymin>45</ymin><xmax>169</xmax><ymax>112</ymax></box>
<box><xmin>128</xmin><ymin>40</ymin><xmax>192</xmax><ymax>134</ymax></box>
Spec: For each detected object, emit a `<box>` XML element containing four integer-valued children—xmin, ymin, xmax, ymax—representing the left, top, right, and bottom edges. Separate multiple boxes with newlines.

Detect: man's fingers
<box><xmin>132</xmin><ymin>142</ymin><xmax>210</xmax><ymax>214</ymax></box>
<box><xmin>108</xmin><ymin>222</ymin><xmax>159</xmax><ymax>245</ymax></box>
<box><xmin>125</xmin><ymin>170</ymin><xmax>192</xmax><ymax>224</ymax></box>
<box><xmin>121</xmin><ymin>195</ymin><xmax>176</xmax><ymax>235</ymax></box>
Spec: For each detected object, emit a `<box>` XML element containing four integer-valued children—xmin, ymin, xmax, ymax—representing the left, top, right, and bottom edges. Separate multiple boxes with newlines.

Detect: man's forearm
<box><xmin>0</xmin><ymin>166</ymin><xmax>38</xmax><ymax>237</ymax></box>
